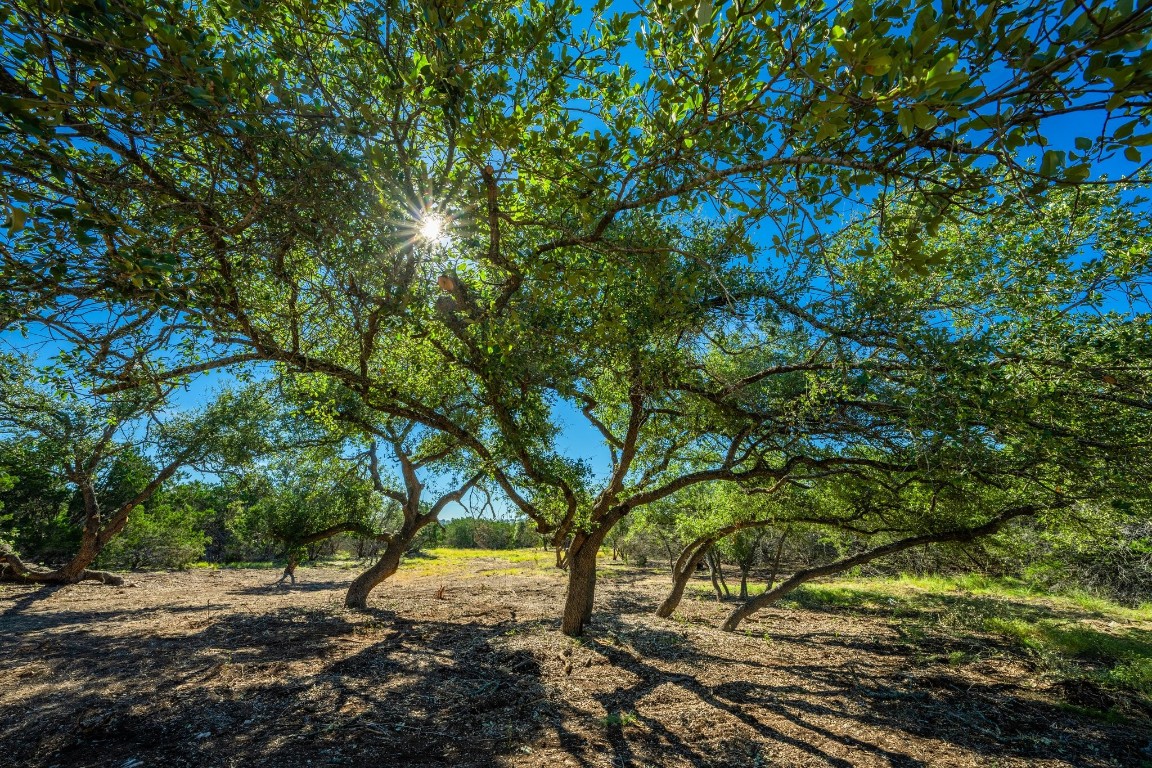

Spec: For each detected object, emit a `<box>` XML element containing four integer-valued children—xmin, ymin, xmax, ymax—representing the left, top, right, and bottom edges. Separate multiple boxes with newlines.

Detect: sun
<box><xmin>418</xmin><ymin>213</ymin><xmax>446</xmax><ymax>244</ymax></box>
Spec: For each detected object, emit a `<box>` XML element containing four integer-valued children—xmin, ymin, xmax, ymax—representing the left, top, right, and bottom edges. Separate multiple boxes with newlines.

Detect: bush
<box><xmin>439</xmin><ymin>518</ymin><xmax>540</xmax><ymax>549</ymax></box>
<box><xmin>98</xmin><ymin>500</ymin><xmax>208</xmax><ymax>570</ymax></box>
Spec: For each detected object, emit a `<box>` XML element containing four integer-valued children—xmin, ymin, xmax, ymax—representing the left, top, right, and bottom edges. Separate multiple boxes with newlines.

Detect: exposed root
<box><xmin>0</xmin><ymin>549</ymin><xmax>124</xmax><ymax>586</ymax></box>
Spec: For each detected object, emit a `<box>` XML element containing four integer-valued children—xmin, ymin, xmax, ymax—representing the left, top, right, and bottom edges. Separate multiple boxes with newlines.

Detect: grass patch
<box><xmin>773</xmin><ymin>574</ymin><xmax>1152</xmax><ymax>713</ymax></box>
<box><xmin>189</xmin><ymin>560</ymin><xmax>282</xmax><ymax>570</ymax></box>
<box><xmin>983</xmin><ymin>617</ymin><xmax>1152</xmax><ymax>696</ymax></box>
<box><xmin>398</xmin><ymin>547</ymin><xmax>553</xmax><ymax>577</ymax></box>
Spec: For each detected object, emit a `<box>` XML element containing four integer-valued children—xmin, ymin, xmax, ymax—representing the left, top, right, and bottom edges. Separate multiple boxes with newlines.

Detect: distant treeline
<box><xmin>0</xmin><ymin>448</ymin><xmax>540</xmax><ymax>572</ymax></box>
<box><xmin>418</xmin><ymin>518</ymin><xmax>543</xmax><ymax>551</ymax></box>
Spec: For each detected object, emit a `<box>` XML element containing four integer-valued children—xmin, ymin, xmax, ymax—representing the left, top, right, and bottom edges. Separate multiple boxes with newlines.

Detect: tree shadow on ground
<box><xmin>0</xmin><ymin>582</ymin><xmax>65</xmax><ymax>617</ymax></box>
<box><xmin>228</xmin><ymin>578</ymin><xmax>352</xmax><ymax>596</ymax></box>
<box><xmin>3</xmin><ymin>583</ymin><xmax>1151</xmax><ymax>768</ymax></box>
<box><xmin>579</xmin><ymin>617</ymin><xmax>1151</xmax><ymax>768</ymax></box>
<box><xmin>0</xmin><ymin>605</ymin><xmax>574</xmax><ymax>768</ymax></box>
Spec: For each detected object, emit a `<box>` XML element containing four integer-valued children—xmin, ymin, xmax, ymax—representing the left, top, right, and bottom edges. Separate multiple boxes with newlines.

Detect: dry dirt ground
<box><xmin>2</xmin><ymin>552</ymin><xmax>1150</xmax><ymax>768</ymax></box>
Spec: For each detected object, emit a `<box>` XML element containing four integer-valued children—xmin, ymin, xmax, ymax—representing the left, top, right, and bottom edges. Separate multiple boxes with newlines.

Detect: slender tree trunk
<box><xmin>720</xmin><ymin>507</ymin><xmax>1038</xmax><ymax>632</ymax></box>
<box><xmin>766</xmin><ymin>531</ymin><xmax>788</xmax><ymax>590</ymax></box>
<box><xmin>344</xmin><ymin>538</ymin><xmax>406</xmax><ymax>609</ymax></box>
<box><xmin>655</xmin><ymin>520</ymin><xmax>782</xmax><ymax>619</ymax></box>
<box><xmin>706</xmin><ymin>548</ymin><xmax>727</xmax><ymax>601</ymax></box>
<box><xmin>739</xmin><ymin>567</ymin><xmax>750</xmax><ymax>600</ymax></box>
<box><xmin>655</xmin><ymin>541</ymin><xmax>711</xmax><ymax>618</ymax></box>
<box><xmin>277</xmin><ymin>553</ymin><xmax>299</xmax><ymax>585</ymax></box>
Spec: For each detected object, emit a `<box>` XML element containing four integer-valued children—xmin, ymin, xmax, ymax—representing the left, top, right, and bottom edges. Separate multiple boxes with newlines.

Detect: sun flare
<box><xmin>418</xmin><ymin>214</ymin><xmax>446</xmax><ymax>243</ymax></box>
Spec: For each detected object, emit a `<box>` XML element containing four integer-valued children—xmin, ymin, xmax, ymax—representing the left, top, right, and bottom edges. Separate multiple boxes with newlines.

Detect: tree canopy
<box><xmin>1</xmin><ymin>0</ymin><xmax>1151</xmax><ymax>634</ymax></box>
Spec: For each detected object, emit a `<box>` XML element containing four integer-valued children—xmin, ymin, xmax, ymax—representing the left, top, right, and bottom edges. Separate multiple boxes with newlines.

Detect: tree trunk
<box><xmin>344</xmin><ymin>538</ymin><xmax>407</xmax><ymax>609</ymax></box>
<box><xmin>739</xmin><ymin>567</ymin><xmax>749</xmax><ymax>600</ymax></box>
<box><xmin>0</xmin><ymin>543</ymin><xmax>124</xmax><ymax>586</ymax></box>
<box><xmin>766</xmin><ymin>531</ymin><xmax>788</xmax><ymax>590</ymax></box>
<box><xmin>0</xmin><ymin>520</ymin><xmax>125</xmax><ymax>586</ymax></box>
<box><xmin>561</xmin><ymin>533</ymin><xmax>603</xmax><ymax>636</ymax></box>
<box><xmin>655</xmin><ymin>520</ymin><xmax>783</xmax><ymax>620</ymax></box>
<box><xmin>720</xmin><ymin>506</ymin><xmax>1038</xmax><ymax>632</ymax></box>
<box><xmin>277</xmin><ymin>553</ymin><xmax>299</xmax><ymax>585</ymax></box>
<box><xmin>705</xmin><ymin>549</ymin><xmax>720</xmax><ymax>600</ymax></box>
<box><xmin>655</xmin><ymin>540</ymin><xmax>712</xmax><ymax>618</ymax></box>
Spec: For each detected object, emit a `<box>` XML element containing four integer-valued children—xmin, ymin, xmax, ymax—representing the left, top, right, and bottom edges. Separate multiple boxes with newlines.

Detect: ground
<box><xmin>2</xmin><ymin>550</ymin><xmax>1150</xmax><ymax>768</ymax></box>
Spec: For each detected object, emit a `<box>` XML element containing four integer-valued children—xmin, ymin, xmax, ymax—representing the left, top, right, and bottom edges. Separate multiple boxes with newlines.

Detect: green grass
<box><xmin>983</xmin><ymin>616</ymin><xmax>1152</xmax><ymax>696</ymax></box>
<box><xmin>189</xmin><ymin>560</ymin><xmax>283</xmax><ymax>570</ymax></box>
<box><xmin>398</xmin><ymin>547</ymin><xmax>554</xmax><ymax>577</ymax></box>
<box><xmin>781</xmin><ymin>574</ymin><xmax>1152</xmax><ymax>622</ymax></box>
<box><xmin>599</xmin><ymin>711</ymin><xmax>640</xmax><ymax>728</ymax></box>
<box><xmin>775</xmin><ymin>575</ymin><xmax>1152</xmax><ymax>713</ymax></box>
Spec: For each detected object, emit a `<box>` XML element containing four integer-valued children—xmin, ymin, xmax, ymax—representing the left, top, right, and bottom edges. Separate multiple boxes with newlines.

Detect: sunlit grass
<box><xmin>397</xmin><ymin>547</ymin><xmax>554</xmax><ymax>577</ymax></box>
<box><xmin>769</xmin><ymin>574</ymin><xmax>1152</xmax><ymax>710</ymax></box>
<box><xmin>189</xmin><ymin>560</ymin><xmax>282</xmax><ymax>570</ymax></box>
<box><xmin>777</xmin><ymin>574</ymin><xmax>1152</xmax><ymax>623</ymax></box>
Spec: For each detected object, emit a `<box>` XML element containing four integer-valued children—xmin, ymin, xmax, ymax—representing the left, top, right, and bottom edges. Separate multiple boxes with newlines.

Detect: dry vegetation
<box><xmin>2</xmin><ymin>550</ymin><xmax>1151</xmax><ymax>768</ymax></box>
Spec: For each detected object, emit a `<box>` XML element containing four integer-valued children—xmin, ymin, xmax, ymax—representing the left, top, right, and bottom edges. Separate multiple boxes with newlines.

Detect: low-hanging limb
<box><xmin>719</xmin><ymin>504</ymin><xmax>1041</xmax><ymax>632</ymax></box>
<box><xmin>276</xmin><ymin>521</ymin><xmax>392</xmax><ymax>585</ymax></box>
<box><xmin>0</xmin><ymin>545</ymin><xmax>125</xmax><ymax>586</ymax></box>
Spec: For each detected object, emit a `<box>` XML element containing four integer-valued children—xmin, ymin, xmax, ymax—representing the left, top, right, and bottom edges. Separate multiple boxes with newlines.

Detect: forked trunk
<box><xmin>344</xmin><ymin>538</ymin><xmax>407</xmax><ymax>609</ymax></box>
<box><xmin>277</xmin><ymin>554</ymin><xmax>299</xmax><ymax>585</ymax></box>
<box><xmin>706</xmin><ymin>548</ymin><xmax>728</xmax><ymax>600</ymax></box>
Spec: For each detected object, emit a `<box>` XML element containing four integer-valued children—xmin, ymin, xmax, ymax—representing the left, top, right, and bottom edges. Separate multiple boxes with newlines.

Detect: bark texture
<box><xmin>560</xmin><ymin>530</ymin><xmax>606</xmax><ymax>636</ymax></box>
<box><xmin>0</xmin><ymin>545</ymin><xmax>125</xmax><ymax>586</ymax></box>
<box><xmin>344</xmin><ymin>537</ymin><xmax>407</xmax><ymax>609</ymax></box>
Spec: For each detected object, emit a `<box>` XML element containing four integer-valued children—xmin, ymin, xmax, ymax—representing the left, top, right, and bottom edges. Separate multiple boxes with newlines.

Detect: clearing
<box><xmin>2</xmin><ymin>549</ymin><xmax>1150</xmax><ymax>767</ymax></box>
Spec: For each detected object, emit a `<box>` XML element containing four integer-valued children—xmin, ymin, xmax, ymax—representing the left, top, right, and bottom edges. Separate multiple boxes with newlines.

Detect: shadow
<box><xmin>574</xmin><ymin>615</ymin><xmax>1150</xmax><ymax>768</ymax></box>
<box><xmin>3</xmin><ymin>572</ymin><xmax>1151</xmax><ymax>768</ymax></box>
<box><xmin>580</xmin><ymin>623</ymin><xmax>893</xmax><ymax>768</ymax></box>
<box><xmin>0</xmin><ymin>582</ymin><xmax>65</xmax><ymax>617</ymax></box>
<box><xmin>0</xmin><ymin>604</ymin><xmax>572</xmax><ymax>768</ymax></box>
<box><xmin>228</xmin><ymin>578</ymin><xmax>351</xmax><ymax>596</ymax></box>
<box><xmin>0</xmin><ymin>603</ymin><xmax>209</xmax><ymax>635</ymax></box>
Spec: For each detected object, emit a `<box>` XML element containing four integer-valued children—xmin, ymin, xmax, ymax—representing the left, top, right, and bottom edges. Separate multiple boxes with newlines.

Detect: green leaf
<box><xmin>1039</xmin><ymin>149</ymin><xmax>1064</xmax><ymax>177</ymax></box>
<box><xmin>6</xmin><ymin>206</ymin><xmax>27</xmax><ymax>235</ymax></box>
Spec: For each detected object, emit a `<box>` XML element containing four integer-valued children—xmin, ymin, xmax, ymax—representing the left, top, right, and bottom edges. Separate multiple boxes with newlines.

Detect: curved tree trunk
<box><xmin>0</xmin><ymin>544</ymin><xmax>124</xmax><ymax>586</ymax></box>
<box><xmin>344</xmin><ymin>537</ymin><xmax>407</xmax><ymax>609</ymax></box>
<box><xmin>1</xmin><ymin>458</ymin><xmax>191</xmax><ymax>588</ymax></box>
<box><xmin>655</xmin><ymin>539</ymin><xmax>713</xmax><ymax>617</ymax></box>
<box><xmin>655</xmin><ymin>519</ymin><xmax>783</xmax><ymax>619</ymax></box>
<box><xmin>720</xmin><ymin>506</ymin><xmax>1038</xmax><ymax>632</ymax></box>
